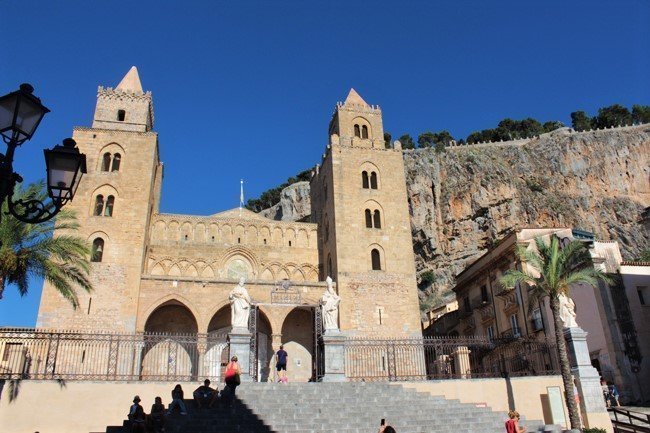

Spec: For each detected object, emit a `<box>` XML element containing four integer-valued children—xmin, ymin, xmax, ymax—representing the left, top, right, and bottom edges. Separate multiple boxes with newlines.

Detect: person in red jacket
<box><xmin>505</xmin><ymin>410</ymin><xmax>526</xmax><ymax>433</ymax></box>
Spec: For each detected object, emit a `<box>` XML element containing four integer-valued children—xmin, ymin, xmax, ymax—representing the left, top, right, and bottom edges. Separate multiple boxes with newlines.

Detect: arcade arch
<box><xmin>281</xmin><ymin>307</ymin><xmax>314</xmax><ymax>383</ymax></box>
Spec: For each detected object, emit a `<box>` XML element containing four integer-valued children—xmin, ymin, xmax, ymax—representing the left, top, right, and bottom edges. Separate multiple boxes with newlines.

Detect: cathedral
<box><xmin>36</xmin><ymin>67</ymin><xmax>422</xmax><ymax>381</ymax></box>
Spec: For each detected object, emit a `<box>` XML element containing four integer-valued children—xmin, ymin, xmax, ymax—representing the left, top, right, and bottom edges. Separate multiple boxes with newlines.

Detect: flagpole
<box><xmin>239</xmin><ymin>179</ymin><xmax>244</xmax><ymax>217</ymax></box>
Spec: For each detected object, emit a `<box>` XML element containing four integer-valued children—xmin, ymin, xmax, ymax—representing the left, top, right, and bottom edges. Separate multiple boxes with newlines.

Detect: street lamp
<box><xmin>0</xmin><ymin>83</ymin><xmax>86</xmax><ymax>223</ymax></box>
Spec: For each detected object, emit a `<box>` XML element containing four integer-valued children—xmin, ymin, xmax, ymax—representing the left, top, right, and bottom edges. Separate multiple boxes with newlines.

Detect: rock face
<box><xmin>260</xmin><ymin>181</ymin><xmax>312</xmax><ymax>221</ymax></box>
<box><xmin>262</xmin><ymin>125</ymin><xmax>650</xmax><ymax>304</ymax></box>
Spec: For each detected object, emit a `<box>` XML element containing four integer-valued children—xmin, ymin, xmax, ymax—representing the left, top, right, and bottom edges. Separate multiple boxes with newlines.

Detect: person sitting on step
<box><xmin>193</xmin><ymin>379</ymin><xmax>217</xmax><ymax>409</ymax></box>
<box><xmin>167</xmin><ymin>384</ymin><xmax>188</xmax><ymax>415</ymax></box>
<box><xmin>149</xmin><ymin>396</ymin><xmax>166</xmax><ymax>433</ymax></box>
<box><xmin>128</xmin><ymin>395</ymin><xmax>146</xmax><ymax>433</ymax></box>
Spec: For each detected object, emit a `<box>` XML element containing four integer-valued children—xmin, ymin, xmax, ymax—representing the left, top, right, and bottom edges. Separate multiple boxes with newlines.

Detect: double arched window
<box><xmin>94</xmin><ymin>195</ymin><xmax>115</xmax><ymax>217</ymax></box>
<box><xmin>91</xmin><ymin>238</ymin><xmax>104</xmax><ymax>262</ymax></box>
<box><xmin>100</xmin><ymin>152</ymin><xmax>122</xmax><ymax>172</ymax></box>
<box><xmin>364</xmin><ymin>209</ymin><xmax>381</xmax><ymax>229</ymax></box>
<box><xmin>361</xmin><ymin>171</ymin><xmax>378</xmax><ymax>189</ymax></box>
<box><xmin>354</xmin><ymin>124</ymin><xmax>369</xmax><ymax>139</ymax></box>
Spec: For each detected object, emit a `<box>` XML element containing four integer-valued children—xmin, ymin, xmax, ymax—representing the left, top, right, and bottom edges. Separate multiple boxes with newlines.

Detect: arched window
<box><xmin>362</xmin><ymin>171</ymin><xmax>369</xmax><ymax>189</ymax></box>
<box><xmin>111</xmin><ymin>153</ymin><xmax>121</xmax><ymax>172</ymax></box>
<box><xmin>365</xmin><ymin>209</ymin><xmax>372</xmax><ymax>228</ymax></box>
<box><xmin>101</xmin><ymin>153</ymin><xmax>111</xmax><ymax>172</ymax></box>
<box><xmin>354</xmin><ymin>124</ymin><xmax>361</xmax><ymax>138</ymax></box>
<box><xmin>104</xmin><ymin>196</ymin><xmax>115</xmax><ymax>217</ymax></box>
<box><xmin>362</xmin><ymin>125</ymin><xmax>369</xmax><ymax>139</ymax></box>
<box><xmin>373</xmin><ymin>210</ymin><xmax>381</xmax><ymax>229</ymax></box>
<box><xmin>371</xmin><ymin>248</ymin><xmax>382</xmax><ymax>270</ymax></box>
<box><xmin>94</xmin><ymin>195</ymin><xmax>104</xmax><ymax>216</ymax></box>
<box><xmin>91</xmin><ymin>238</ymin><xmax>104</xmax><ymax>262</ymax></box>
<box><xmin>370</xmin><ymin>172</ymin><xmax>378</xmax><ymax>189</ymax></box>
<box><xmin>117</xmin><ymin>110</ymin><xmax>126</xmax><ymax>121</ymax></box>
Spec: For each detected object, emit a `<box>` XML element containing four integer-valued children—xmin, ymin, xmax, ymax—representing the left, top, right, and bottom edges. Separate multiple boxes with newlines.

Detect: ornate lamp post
<box><xmin>0</xmin><ymin>83</ymin><xmax>86</xmax><ymax>223</ymax></box>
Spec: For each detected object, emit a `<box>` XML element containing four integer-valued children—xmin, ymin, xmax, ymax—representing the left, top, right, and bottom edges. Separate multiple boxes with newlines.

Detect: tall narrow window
<box><xmin>94</xmin><ymin>195</ymin><xmax>104</xmax><ymax>216</ymax></box>
<box><xmin>327</xmin><ymin>254</ymin><xmax>332</xmax><ymax>277</ymax></box>
<box><xmin>370</xmin><ymin>172</ymin><xmax>378</xmax><ymax>189</ymax></box>
<box><xmin>111</xmin><ymin>153</ymin><xmax>121</xmax><ymax>172</ymax></box>
<box><xmin>324</xmin><ymin>220</ymin><xmax>329</xmax><ymax>242</ymax></box>
<box><xmin>365</xmin><ymin>209</ymin><xmax>372</xmax><ymax>228</ymax></box>
<box><xmin>371</xmin><ymin>248</ymin><xmax>382</xmax><ymax>270</ymax></box>
<box><xmin>361</xmin><ymin>125</ymin><xmax>369</xmax><ymax>139</ymax></box>
<box><xmin>91</xmin><ymin>238</ymin><xmax>104</xmax><ymax>262</ymax></box>
<box><xmin>101</xmin><ymin>153</ymin><xmax>111</xmax><ymax>172</ymax></box>
<box><xmin>104</xmin><ymin>196</ymin><xmax>115</xmax><ymax>217</ymax></box>
<box><xmin>354</xmin><ymin>124</ymin><xmax>361</xmax><ymax>138</ymax></box>
<box><xmin>373</xmin><ymin>210</ymin><xmax>381</xmax><ymax>229</ymax></box>
<box><xmin>117</xmin><ymin>110</ymin><xmax>126</xmax><ymax>121</ymax></box>
<box><xmin>481</xmin><ymin>285</ymin><xmax>489</xmax><ymax>302</ymax></box>
<box><xmin>362</xmin><ymin>171</ymin><xmax>369</xmax><ymax>189</ymax></box>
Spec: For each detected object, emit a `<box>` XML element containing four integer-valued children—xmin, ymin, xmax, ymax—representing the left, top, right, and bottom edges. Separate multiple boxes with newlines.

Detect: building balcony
<box><xmin>479</xmin><ymin>305</ymin><xmax>494</xmax><ymax>323</ymax></box>
<box><xmin>500</xmin><ymin>327</ymin><xmax>522</xmax><ymax>339</ymax></box>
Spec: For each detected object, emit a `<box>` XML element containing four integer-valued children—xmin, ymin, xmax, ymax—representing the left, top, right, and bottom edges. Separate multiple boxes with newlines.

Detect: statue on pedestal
<box><xmin>558</xmin><ymin>293</ymin><xmax>578</xmax><ymax>328</ymax></box>
<box><xmin>321</xmin><ymin>276</ymin><xmax>341</xmax><ymax>332</ymax></box>
<box><xmin>230</xmin><ymin>277</ymin><xmax>252</xmax><ymax>330</ymax></box>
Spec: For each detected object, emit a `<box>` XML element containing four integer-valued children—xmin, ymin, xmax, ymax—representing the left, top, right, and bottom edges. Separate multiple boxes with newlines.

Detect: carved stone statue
<box><xmin>230</xmin><ymin>277</ymin><xmax>252</xmax><ymax>330</ymax></box>
<box><xmin>558</xmin><ymin>293</ymin><xmax>578</xmax><ymax>328</ymax></box>
<box><xmin>321</xmin><ymin>276</ymin><xmax>341</xmax><ymax>332</ymax></box>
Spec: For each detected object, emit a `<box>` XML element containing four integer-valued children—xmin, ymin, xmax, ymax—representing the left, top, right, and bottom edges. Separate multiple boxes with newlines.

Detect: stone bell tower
<box><xmin>37</xmin><ymin>67</ymin><xmax>163</xmax><ymax>332</ymax></box>
<box><xmin>311</xmin><ymin>89</ymin><xmax>421</xmax><ymax>338</ymax></box>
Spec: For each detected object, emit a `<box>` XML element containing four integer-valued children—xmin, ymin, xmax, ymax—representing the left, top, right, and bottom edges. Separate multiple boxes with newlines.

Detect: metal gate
<box><xmin>313</xmin><ymin>304</ymin><xmax>325</xmax><ymax>381</ymax></box>
<box><xmin>248</xmin><ymin>304</ymin><xmax>259</xmax><ymax>381</ymax></box>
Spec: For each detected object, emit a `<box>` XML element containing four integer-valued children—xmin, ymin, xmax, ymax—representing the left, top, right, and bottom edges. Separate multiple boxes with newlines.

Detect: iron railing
<box><xmin>0</xmin><ymin>328</ymin><xmax>229</xmax><ymax>382</ymax></box>
<box><xmin>345</xmin><ymin>336</ymin><xmax>559</xmax><ymax>382</ymax></box>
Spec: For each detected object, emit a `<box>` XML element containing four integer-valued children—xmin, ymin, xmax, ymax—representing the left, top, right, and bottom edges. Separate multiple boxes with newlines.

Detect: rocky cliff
<box><xmin>262</xmin><ymin>125</ymin><xmax>650</xmax><ymax>306</ymax></box>
<box><xmin>259</xmin><ymin>181</ymin><xmax>312</xmax><ymax>221</ymax></box>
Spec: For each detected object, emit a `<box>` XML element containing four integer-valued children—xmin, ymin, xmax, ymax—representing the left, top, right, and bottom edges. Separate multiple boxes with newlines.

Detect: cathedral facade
<box><xmin>36</xmin><ymin>67</ymin><xmax>421</xmax><ymax>381</ymax></box>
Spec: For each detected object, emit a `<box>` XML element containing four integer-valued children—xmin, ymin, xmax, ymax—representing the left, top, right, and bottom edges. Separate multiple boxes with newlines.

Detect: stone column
<box><xmin>196</xmin><ymin>334</ymin><xmax>207</xmax><ymax>379</ymax></box>
<box><xmin>322</xmin><ymin>331</ymin><xmax>346</xmax><ymax>382</ymax></box>
<box><xmin>229</xmin><ymin>328</ymin><xmax>252</xmax><ymax>382</ymax></box>
<box><xmin>452</xmin><ymin>346</ymin><xmax>471</xmax><ymax>379</ymax></box>
<box><xmin>564</xmin><ymin>327</ymin><xmax>613</xmax><ymax>432</ymax></box>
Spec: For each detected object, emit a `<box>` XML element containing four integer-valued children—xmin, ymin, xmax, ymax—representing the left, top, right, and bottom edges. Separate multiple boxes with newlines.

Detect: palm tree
<box><xmin>500</xmin><ymin>235</ymin><xmax>609</xmax><ymax>431</ymax></box>
<box><xmin>0</xmin><ymin>181</ymin><xmax>92</xmax><ymax>308</ymax></box>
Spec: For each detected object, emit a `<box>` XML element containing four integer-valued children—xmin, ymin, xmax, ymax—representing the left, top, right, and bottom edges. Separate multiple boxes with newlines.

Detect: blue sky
<box><xmin>1</xmin><ymin>0</ymin><xmax>649</xmax><ymax>327</ymax></box>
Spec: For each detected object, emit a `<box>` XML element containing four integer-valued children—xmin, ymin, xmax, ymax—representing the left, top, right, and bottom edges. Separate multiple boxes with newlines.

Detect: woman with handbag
<box><xmin>224</xmin><ymin>355</ymin><xmax>242</xmax><ymax>403</ymax></box>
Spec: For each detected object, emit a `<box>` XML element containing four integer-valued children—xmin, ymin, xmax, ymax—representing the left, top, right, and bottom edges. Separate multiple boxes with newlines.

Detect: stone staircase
<box><xmin>102</xmin><ymin>382</ymin><xmax>544</xmax><ymax>433</ymax></box>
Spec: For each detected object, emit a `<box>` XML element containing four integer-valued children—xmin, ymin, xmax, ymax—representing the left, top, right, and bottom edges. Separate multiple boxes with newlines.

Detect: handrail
<box><xmin>609</xmin><ymin>407</ymin><xmax>650</xmax><ymax>433</ymax></box>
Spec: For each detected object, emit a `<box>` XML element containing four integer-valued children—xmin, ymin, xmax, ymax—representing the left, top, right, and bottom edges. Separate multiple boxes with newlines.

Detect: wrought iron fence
<box><xmin>0</xmin><ymin>328</ymin><xmax>229</xmax><ymax>382</ymax></box>
<box><xmin>345</xmin><ymin>336</ymin><xmax>559</xmax><ymax>382</ymax></box>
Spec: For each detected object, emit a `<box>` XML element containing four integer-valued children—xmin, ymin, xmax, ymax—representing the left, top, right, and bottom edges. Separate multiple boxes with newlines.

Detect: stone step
<box><xmin>99</xmin><ymin>383</ymin><xmax>546</xmax><ymax>433</ymax></box>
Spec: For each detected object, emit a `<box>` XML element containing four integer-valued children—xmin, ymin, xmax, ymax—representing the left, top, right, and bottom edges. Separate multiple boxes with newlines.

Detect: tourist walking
<box><xmin>193</xmin><ymin>379</ymin><xmax>217</xmax><ymax>409</ymax></box>
<box><xmin>149</xmin><ymin>396</ymin><xmax>166</xmax><ymax>433</ymax></box>
<box><xmin>128</xmin><ymin>395</ymin><xmax>146</xmax><ymax>433</ymax></box>
<box><xmin>276</xmin><ymin>345</ymin><xmax>288</xmax><ymax>382</ymax></box>
<box><xmin>167</xmin><ymin>384</ymin><xmax>188</xmax><ymax>415</ymax></box>
<box><xmin>505</xmin><ymin>410</ymin><xmax>526</xmax><ymax>433</ymax></box>
<box><xmin>224</xmin><ymin>355</ymin><xmax>242</xmax><ymax>402</ymax></box>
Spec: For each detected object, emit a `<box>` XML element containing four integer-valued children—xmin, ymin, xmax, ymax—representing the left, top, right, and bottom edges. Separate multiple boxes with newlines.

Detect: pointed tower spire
<box><xmin>116</xmin><ymin>66</ymin><xmax>143</xmax><ymax>92</ymax></box>
<box><xmin>344</xmin><ymin>88</ymin><xmax>369</xmax><ymax>107</ymax></box>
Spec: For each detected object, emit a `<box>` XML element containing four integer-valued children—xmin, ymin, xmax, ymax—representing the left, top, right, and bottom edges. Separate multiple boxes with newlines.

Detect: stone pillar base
<box><xmin>322</xmin><ymin>331</ymin><xmax>346</xmax><ymax>382</ymax></box>
<box><xmin>564</xmin><ymin>327</ymin><xmax>612</xmax><ymax>432</ymax></box>
<box><xmin>229</xmin><ymin>330</ymin><xmax>252</xmax><ymax>382</ymax></box>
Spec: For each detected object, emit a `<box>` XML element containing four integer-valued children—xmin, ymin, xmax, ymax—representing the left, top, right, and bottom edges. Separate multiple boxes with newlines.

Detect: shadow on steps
<box><xmin>103</xmin><ymin>397</ymin><xmax>276</xmax><ymax>433</ymax></box>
